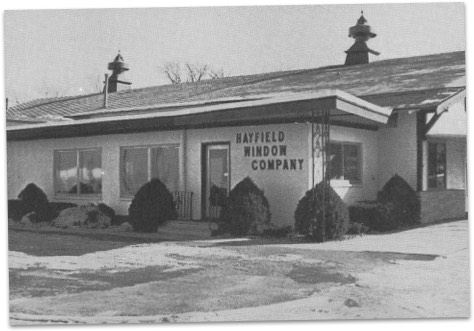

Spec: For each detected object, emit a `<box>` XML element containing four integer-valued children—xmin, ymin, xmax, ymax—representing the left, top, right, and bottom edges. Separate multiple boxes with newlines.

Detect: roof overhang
<box><xmin>426</xmin><ymin>93</ymin><xmax>467</xmax><ymax>139</ymax></box>
<box><xmin>7</xmin><ymin>89</ymin><xmax>392</xmax><ymax>141</ymax></box>
<box><xmin>434</xmin><ymin>88</ymin><xmax>466</xmax><ymax>114</ymax></box>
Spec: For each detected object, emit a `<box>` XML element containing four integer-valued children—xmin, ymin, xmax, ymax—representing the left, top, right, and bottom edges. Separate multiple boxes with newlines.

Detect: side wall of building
<box><xmin>418</xmin><ymin>100</ymin><xmax>467</xmax><ymax>222</ymax></box>
<box><xmin>186</xmin><ymin>123</ymin><xmax>309</xmax><ymax>227</ymax></box>
<box><xmin>8</xmin><ymin>121</ymin><xmax>382</xmax><ymax>228</ymax></box>
<box><xmin>310</xmin><ymin>125</ymin><xmax>380</xmax><ymax>205</ymax></box>
<box><xmin>377</xmin><ymin>111</ymin><xmax>418</xmax><ymax>190</ymax></box>
<box><xmin>7</xmin><ymin>131</ymin><xmax>183</xmax><ymax>216</ymax></box>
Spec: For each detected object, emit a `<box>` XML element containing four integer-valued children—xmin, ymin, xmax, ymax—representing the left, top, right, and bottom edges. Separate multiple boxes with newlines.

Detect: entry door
<box><xmin>204</xmin><ymin>144</ymin><xmax>230</xmax><ymax>219</ymax></box>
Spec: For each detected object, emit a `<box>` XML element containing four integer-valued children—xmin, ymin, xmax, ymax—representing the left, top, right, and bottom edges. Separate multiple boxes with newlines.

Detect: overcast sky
<box><xmin>4</xmin><ymin>2</ymin><xmax>465</xmax><ymax>105</ymax></box>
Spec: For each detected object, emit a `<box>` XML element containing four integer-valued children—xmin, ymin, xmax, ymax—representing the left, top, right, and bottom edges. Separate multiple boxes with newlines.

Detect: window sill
<box><xmin>330</xmin><ymin>180</ymin><xmax>362</xmax><ymax>188</ymax></box>
<box><xmin>423</xmin><ymin>188</ymin><xmax>465</xmax><ymax>192</ymax></box>
<box><xmin>53</xmin><ymin>194</ymin><xmax>102</xmax><ymax>201</ymax></box>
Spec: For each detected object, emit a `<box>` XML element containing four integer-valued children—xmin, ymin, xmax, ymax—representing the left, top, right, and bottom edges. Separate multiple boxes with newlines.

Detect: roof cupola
<box><xmin>107</xmin><ymin>51</ymin><xmax>132</xmax><ymax>93</ymax></box>
<box><xmin>345</xmin><ymin>11</ymin><xmax>380</xmax><ymax>65</ymax></box>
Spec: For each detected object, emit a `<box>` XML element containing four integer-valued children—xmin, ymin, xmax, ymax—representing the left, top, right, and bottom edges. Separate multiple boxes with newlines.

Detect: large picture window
<box><xmin>328</xmin><ymin>142</ymin><xmax>362</xmax><ymax>184</ymax></box>
<box><xmin>120</xmin><ymin>145</ymin><xmax>180</xmax><ymax>197</ymax></box>
<box><xmin>54</xmin><ymin>149</ymin><xmax>102</xmax><ymax>195</ymax></box>
<box><xmin>428</xmin><ymin>141</ymin><xmax>446</xmax><ymax>189</ymax></box>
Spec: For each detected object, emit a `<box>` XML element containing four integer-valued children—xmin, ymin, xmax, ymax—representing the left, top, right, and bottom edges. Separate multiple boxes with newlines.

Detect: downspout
<box><xmin>182</xmin><ymin>128</ymin><xmax>187</xmax><ymax>192</ymax></box>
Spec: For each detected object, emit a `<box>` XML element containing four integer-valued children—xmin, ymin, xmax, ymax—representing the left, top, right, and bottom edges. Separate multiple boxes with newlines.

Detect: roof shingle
<box><xmin>7</xmin><ymin>51</ymin><xmax>465</xmax><ymax>121</ymax></box>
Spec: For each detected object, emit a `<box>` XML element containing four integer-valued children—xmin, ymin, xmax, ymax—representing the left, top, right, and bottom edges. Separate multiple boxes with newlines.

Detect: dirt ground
<box><xmin>8</xmin><ymin>220</ymin><xmax>470</xmax><ymax>324</ymax></box>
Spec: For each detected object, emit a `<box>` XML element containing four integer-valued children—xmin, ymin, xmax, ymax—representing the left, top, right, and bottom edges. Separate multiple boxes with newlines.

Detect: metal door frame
<box><xmin>201</xmin><ymin>142</ymin><xmax>231</xmax><ymax>219</ymax></box>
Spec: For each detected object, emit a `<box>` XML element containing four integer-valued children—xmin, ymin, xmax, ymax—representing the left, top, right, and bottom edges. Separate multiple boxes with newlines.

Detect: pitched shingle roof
<box><xmin>7</xmin><ymin>51</ymin><xmax>465</xmax><ymax>121</ymax></box>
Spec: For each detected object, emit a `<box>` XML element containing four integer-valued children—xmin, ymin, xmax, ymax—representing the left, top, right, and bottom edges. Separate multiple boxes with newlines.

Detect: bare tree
<box><xmin>185</xmin><ymin>63</ymin><xmax>208</xmax><ymax>82</ymax></box>
<box><xmin>162</xmin><ymin>62</ymin><xmax>183</xmax><ymax>84</ymax></box>
<box><xmin>161</xmin><ymin>62</ymin><xmax>226</xmax><ymax>84</ymax></box>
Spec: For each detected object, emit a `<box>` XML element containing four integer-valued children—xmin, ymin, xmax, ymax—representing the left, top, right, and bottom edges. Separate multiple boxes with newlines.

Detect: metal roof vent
<box><xmin>107</xmin><ymin>51</ymin><xmax>132</xmax><ymax>93</ymax></box>
<box><xmin>345</xmin><ymin>11</ymin><xmax>380</xmax><ymax>66</ymax></box>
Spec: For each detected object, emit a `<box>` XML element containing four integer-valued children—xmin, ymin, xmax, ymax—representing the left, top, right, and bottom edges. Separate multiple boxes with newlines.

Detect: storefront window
<box><xmin>428</xmin><ymin>142</ymin><xmax>446</xmax><ymax>189</ymax></box>
<box><xmin>54</xmin><ymin>149</ymin><xmax>102</xmax><ymax>195</ymax></box>
<box><xmin>328</xmin><ymin>142</ymin><xmax>362</xmax><ymax>184</ymax></box>
<box><xmin>120</xmin><ymin>145</ymin><xmax>179</xmax><ymax>197</ymax></box>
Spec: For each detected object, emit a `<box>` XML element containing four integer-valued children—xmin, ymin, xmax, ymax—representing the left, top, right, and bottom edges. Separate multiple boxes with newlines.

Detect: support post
<box><xmin>311</xmin><ymin>110</ymin><xmax>316</xmax><ymax>238</ymax></box>
<box><xmin>310</xmin><ymin>108</ymin><xmax>331</xmax><ymax>242</ymax></box>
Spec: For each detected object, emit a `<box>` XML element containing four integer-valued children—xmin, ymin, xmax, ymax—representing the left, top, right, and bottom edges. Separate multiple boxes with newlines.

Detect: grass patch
<box><xmin>10</xmin><ymin>266</ymin><xmax>201</xmax><ymax>299</ymax></box>
<box><xmin>71</xmin><ymin>266</ymin><xmax>200</xmax><ymax>288</ymax></box>
<box><xmin>287</xmin><ymin>265</ymin><xmax>356</xmax><ymax>284</ymax></box>
<box><xmin>9</xmin><ymin>229</ymin><xmax>148</xmax><ymax>256</ymax></box>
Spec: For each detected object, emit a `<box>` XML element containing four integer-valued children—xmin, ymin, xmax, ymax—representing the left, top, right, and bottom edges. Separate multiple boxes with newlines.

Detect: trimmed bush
<box><xmin>128</xmin><ymin>179</ymin><xmax>178</xmax><ymax>232</ymax></box>
<box><xmin>348</xmin><ymin>202</ymin><xmax>390</xmax><ymax>232</ymax></box>
<box><xmin>8</xmin><ymin>199</ymin><xmax>26</xmax><ymax>222</ymax></box>
<box><xmin>294</xmin><ymin>182</ymin><xmax>349</xmax><ymax>242</ymax></box>
<box><xmin>377</xmin><ymin>174</ymin><xmax>420</xmax><ymax>228</ymax></box>
<box><xmin>262</xmin><ymin>225</ymin><xmax>293</xmax><ymax>238</ymax></box>
<box><xmin>347</xmin><ymin>222</ymin><xmax>370</xmax><ymax>235</ymax></box>
<box><xmin>52</xmin><ymin>205</ymin><xmax>111</xmax><ymax>229</ymax></box>
<box><xmin>220</xmin><ymin>177</ymin><xmax>272</xmax><ymax>236</ymax></box>
<box><xmin>98</xmin><ymin>203</ymin><xmax>117</xmax><ymax>225</ymax></box>
<box><xmin>17</xmin><ymin>183</ymin><xmax>52</xmax><ymax>222</ymax></box>
<box><xmin>209</xmin><ymin>185</ymin><xmax>228</xmax><ymax>207</ymax></box>
<box><xmin>49</xmin><ymin>202</ymin><xmax>78</xmax><ymax>218</ymax></box>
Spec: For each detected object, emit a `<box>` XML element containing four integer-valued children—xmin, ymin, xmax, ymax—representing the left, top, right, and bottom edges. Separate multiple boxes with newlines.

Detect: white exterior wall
<box><xmin>186</xmin><ymin>123</ymin><xmax>309</xmax><ymax>227</ymax></box>
<box><xmin>421</xmin><ymin>100</ymin><xmax>467</xmax><ymax>191</ymax></box>
<box><xmin>8</xmin><ymin>122</ymin><xmax>381</xmax><ymax>228</ymax></box>
<box><xmin>7</xmin><ymin>131</ymin><xmax>183</xmax><ymax>215</ymax></box>
<box><xmin>310</xmin><ymin>125</ymin><xmax>379</xmax><ymax>205</ymax></box>
<box><xmin>446</xmin><ymin>138</ymin><xmax>467</xmax><ymax>190</ymax></box>
<box><xmin>377</xmin><ymin>111</ymin><xmax>418</xmax><ymax>190</ymax></box>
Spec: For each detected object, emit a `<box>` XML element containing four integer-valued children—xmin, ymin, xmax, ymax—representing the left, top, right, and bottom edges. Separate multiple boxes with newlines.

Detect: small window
<box><xmin>428</xmin><ymin>142</ymin><xmax>446</xmax><ymax>189</ymax></box>
<box><xmin>54</xmin><ymin>149</ymin><xmax>102</xmax><ymax>195</ymax></box>
<box><xmin>120</xmin><ymin>145</ymin><xmax>180</xmax><ymax>197</ymax></box>
<box><xmin>328</xmin><ymin>142</ymin><xmax>362</xmax><ymax>184</ymax></box>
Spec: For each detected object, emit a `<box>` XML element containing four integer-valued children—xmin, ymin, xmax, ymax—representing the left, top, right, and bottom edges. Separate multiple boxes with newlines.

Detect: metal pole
<box><xmin>103</xmin><ymin>74</ymin><xmax>109</xmax><ymax>109</ymax></box>
<box><xmin>321</xmin><ymin>109</ymin><xmax>326</xmax><ymax>242</ymax></box>
<box><xmin>311</xmin><ymin>110</ymin><xmax>316</xmax><ymax>238</ymax></box>
<box><xmin>326</xmin><ymin>110</ymin><xmax>331</xmax><ymax>241</ymax></box>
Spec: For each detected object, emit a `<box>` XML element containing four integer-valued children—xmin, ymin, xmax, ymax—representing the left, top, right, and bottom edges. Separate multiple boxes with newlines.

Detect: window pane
<box><xmin>328</xmin><ymin>143</ymin><xmax>343</xmax><ymax>180</ymax></box>
<box><xmin>436</xmin><ymin>143</ymin><xmax>446</xmax><ymax>188</ymax></box>
<box><xmin>150</xmin><ymin>146</ymin><xmax>179</xmax><ymax>192</ymax></box>
<box><xmin>343</xmin><ymin>144</ymin><xmax>360</xmax><ymax>183</ymax></box>
<box><xmin>120</xmin><ymin>148</ymin><xmax>148</xmax><ymax>196</ymax></box>
<box><xmin>428</xmin><ymin>143</ymin><xmax>437</xmax><ymax>188</ymax></box>
<box><xmin>428</xmin><ymin>142</ymin><xmax>446</xmax><ymax>189</ymax></box>
<box><xmin>79</xmin><ymin>150</ymin><xmax>102</xmax><ymax>194</ymax></box>
<box><xmin>55</xmin><ymin>150</ymin><xmax>77</xmax><ymax>194</ymax></box>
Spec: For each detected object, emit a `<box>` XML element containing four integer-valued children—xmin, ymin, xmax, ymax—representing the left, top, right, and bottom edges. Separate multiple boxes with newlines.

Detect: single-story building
<box><xmin>6</xmin><ymin>46</ymin><xmax>467</xmax><ymax>226</ymax></box>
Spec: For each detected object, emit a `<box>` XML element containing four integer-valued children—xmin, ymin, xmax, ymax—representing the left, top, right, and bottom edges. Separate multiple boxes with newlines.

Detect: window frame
<box><xmin>427</xmin><ymin>140</ymin><xmax>447</xmax><ymax>190</ymax></box>
<box><xmin>119</xmin><ymin>144</ymin><xmax>180</xmax><ymax>199</ymax></box>
<box><xmin>328</xmin><ymin>141</ymin><xmax>363</xmax><ymax>186</ymax></box>
<box><xmin>53</xmin><ymin>147</ymin><xmax>103</xmax><ymax>197</ymax></box>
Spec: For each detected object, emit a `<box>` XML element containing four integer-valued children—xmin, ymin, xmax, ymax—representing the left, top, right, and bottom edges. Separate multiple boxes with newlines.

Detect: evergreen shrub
<box><xmin>220</xmin><ymin>177</ymin><xmax>272</xmax><ymax>236</ymax></box>
<box><xmin>294</xmin><ymin>182</ymin><xmax>349</xmax><ymax>242</ymax></box>
<box><xmin>377</xmin><ymin>174</ymin><xmax>421</xmax><ymax>229</ymax></box>
<box><xmin>17</xmin><ymin>183</ymin><xmax>52</xmax><ymax>222</ymax></box>
<box><xmin>128</xmin><ymin>179</ymin><xmax>178</xmax><ymax>232</ymax></box>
